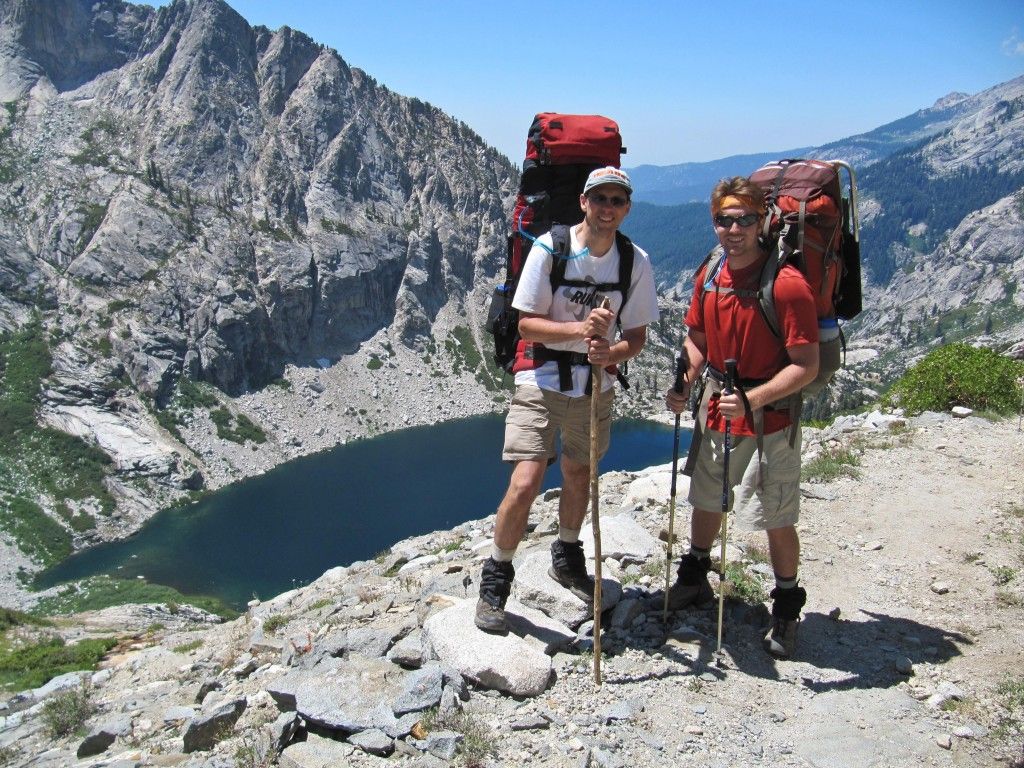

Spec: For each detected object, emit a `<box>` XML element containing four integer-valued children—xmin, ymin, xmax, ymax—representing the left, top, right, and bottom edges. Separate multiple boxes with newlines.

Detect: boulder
<box><xmin>512</xmin><ymin>551</ymin><xmax>621</xmax><ymax>629</ymax></box>
<box><xmin>422</xmin><ymin>599</ymin><xmax>553</xmax><ymax>697</ymax></box>
<box><xmin>76</xmin><ymin>716</ymin><xmax>131</xmax><ymax>758</ymax></box>
<box><xmin>392</xmin><ymin>664</ymin><xmax>443</xmax><ymax>715</ymax></box>
<box><xmin>182</xmin><ymin>697</ymin><xmax>246</xmax><ymax>752</ymax></box>
<box><xmin>580</xmin><ymin>514</ymin><xmax>662</xmax><ymax>562</ymax></box>
<box><xmin>294</xmin><ymin>657</ymin><xmax>405</xmax><ymax>732</ymax></box>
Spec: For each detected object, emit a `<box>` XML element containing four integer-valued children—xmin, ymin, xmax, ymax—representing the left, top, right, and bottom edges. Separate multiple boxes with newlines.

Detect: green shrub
<box><xmin>262</xmin><ymin>614</ymin><xmax>287</xmax><ymax>634</ymax></box>
<box><xmin>177</xmin><ymin>378</ymin><xmax>219</xmax><ymax>410</ymax></box>
<box><xmin>0</xmin><ymin>637</ymin><xmax>116</xmax><ymax>692</ymax></box>
<box><xmin>0</xmin><ymin>496</ymin><xmax>72</xmax><ymax>566</ymax></box>
<box><xmin>41</xmin><ymin>684</ymin><xmax>94</xmax><ymax>737</ymax></box>
<box><xmin>888</xmin><ymin>343</ymin><xmax>1024</xmax><ymax>415</ymax></box>
<box><xmin>0</xmin><ymin>607</ymin><xmax>51</xmax><ymax>632</ymax></box>
<box><xmin>366</xmin><ymin>356</ymin><xmax>382</xmax><ymax>371</ymax></box>
<box><xmin>210</xmin><ymin>408</ymin><xmax>266</xmax><ymax>444</ymax></box>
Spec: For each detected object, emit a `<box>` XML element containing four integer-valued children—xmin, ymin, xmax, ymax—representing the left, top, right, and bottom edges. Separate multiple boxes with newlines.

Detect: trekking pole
<box><xmin>662</xmin><ymin>347</ymin><xmax>689</xmax><ymax>623</ymax></box>
<box><xmin>717</xmin><ymin>358</ymin><xmax>738</xmax><ymax>654</ymax></box>
<box><xmin>590</xmin><ymin>297</ymin><xmax>611</xmax><ymax>685</ymax></box>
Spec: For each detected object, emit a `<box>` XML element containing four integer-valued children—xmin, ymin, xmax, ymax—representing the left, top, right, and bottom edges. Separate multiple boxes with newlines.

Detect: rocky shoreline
<box><xmin>2</xmin><ymin>410</ymin><xmax>1023</xmax><ymax>767</ymax></box>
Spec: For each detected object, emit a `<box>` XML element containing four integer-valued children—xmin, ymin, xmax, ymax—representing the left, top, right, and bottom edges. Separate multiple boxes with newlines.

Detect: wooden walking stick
<box><xmin>590</xmin><ymin>297</ymin><xmax>611</xmax><ymax>685</ymax></box>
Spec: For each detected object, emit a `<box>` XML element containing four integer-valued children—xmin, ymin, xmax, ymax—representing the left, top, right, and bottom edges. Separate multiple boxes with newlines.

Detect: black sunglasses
<box><xmin>714</xmin><ymin>213</ymin><xmax>759</xmax><ymax>228</ymax></box>
<box><xmin>587</xmin><ymin>193</ymin><xmax>629</xmax><ymax>208</ymax></box>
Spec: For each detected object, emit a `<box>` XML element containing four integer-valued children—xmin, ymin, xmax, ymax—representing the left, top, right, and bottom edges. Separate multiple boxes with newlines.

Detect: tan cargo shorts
<box><xmin>686</xmin><ymin>425</ymin><xmax>803</xmax><ymax>531</ymax></box>
<box><xmin>503</xmin><ymin>384</ymin><xmax>614</xmax><ymax>465</ymax></box>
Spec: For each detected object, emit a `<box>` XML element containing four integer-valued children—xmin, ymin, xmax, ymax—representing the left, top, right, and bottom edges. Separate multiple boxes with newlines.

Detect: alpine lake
<box><xmin>37</xmin><ymin>414</ymin><xmax>689</xmax><ymax>610</ymax></box>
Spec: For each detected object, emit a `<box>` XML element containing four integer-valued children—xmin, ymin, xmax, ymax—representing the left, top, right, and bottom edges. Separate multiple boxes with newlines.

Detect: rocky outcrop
<box><xmin>3</xmin><ymin>411</ymin><xmax>1023</xmax><ymax>766</ymax></box>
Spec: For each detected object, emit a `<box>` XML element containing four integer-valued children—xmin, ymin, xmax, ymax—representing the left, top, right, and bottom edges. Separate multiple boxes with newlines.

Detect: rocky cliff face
<box><xmin>1</xmin><ymin>0</ymin><xmax>513</xmax><ymax>391</ymax></box>
<box><xmin>0</xmin><ymin>0</ymin><xmax>521</xmax><ymax>548</ymax></box>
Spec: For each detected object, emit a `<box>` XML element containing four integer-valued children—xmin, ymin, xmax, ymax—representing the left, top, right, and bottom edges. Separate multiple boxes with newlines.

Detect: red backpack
<box><xmin>749</xmin><ymin>158</ymin><xmax>862</xmax><ymax>324</ymax></box>
<box><xmin>487</xmin><ymin>113</ymin><xmax>626</xmax><ymax>374</ymax></box>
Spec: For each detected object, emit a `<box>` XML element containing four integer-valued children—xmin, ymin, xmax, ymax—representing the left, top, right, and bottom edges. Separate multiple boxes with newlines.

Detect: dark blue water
<box><xmin>37</xmin><ymin>414</ymin><xmax>689</xmax><ymax>609</ymax></box>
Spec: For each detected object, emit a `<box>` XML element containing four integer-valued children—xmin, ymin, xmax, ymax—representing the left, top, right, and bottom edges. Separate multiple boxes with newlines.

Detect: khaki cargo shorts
<box><xmin>686</xmin><ymin>425</ymin><xmax>803</xmax><ymax>531</ymax></box>
<box><xmin>503</xmin><ymin>384</ymin><xmax>614</xmax><ymax>465</ymax></box>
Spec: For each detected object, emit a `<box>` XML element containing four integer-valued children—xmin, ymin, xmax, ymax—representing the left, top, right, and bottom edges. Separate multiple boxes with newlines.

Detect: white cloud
<box><xmin>1003</xmin><ymin>28</ymin><xmax>1024</xmax><ymax>57</ymax></box>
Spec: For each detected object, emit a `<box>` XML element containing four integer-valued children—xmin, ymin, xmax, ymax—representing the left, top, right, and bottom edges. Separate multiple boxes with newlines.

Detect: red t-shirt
<box><xmin>686</xmin><ymin>253</ymin><xmax>818</xmax><ymax>436</ymax></box>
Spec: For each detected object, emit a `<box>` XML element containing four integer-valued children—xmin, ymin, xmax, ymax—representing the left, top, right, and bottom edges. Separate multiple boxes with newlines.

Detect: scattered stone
<box><xmin>392</xmin><ymin>664</ymin><xmax>444</xmax><ymax>715</ymax></box>
<box><xmin>862</xmin><ymin>540</ymin><xmax>883</xmax><ymax>551</ymax></box>
<box><xmin>930</xmin><ymin>581</ymin><xmax>951</xmax><ymax>595</ymax></box>
<box><xmin>349</xmin><ymin>728</ymin><xmax>394</xmax><ymax>756</ymax></box>
<box><xmin>182</xmin><ymin>698</ymin><xmax>246</xmax><ymax>752</ymax></box>
<box><xmin>951</xmin><ymin>406</ymin><xmax>973</xmax><ymax>418</ymax></box>
<box><xmin>76</xmin><ymin>717</ymin><xmax>130</xmax><ymax>758</ymax></box>
<box><xmin>828</xmin><ymin>607</ymin><xmax>842</xmax><ymax>621</ymax></box>
<box><xmin>388</xmin><ymin>630</ymin><xmax>425</xmax><ymax>668</ymax></box>
<box><xmin>895</xmin><ymin>657</ymin><xmax>915</xmax><ymax>675</ymax></box>
<box><xmin>936</xmin><ymin>733</ymin><xmax>953</xmax><ymax>749</ymax></box>
<box><xmin>511</xmin><ymin>715</ymin><xmax>550</xmax><ymax>731</ymax></box>
<box><xmin>280</xmin><ymin>732</ymin><xmax>356</xmax><ymax>767</ymax></box>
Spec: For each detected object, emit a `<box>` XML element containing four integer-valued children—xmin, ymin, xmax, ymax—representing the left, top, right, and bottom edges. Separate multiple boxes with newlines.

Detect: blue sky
<box><xmin>159</xmin><ymin>0</ymin><xmax>1023</xmax><ymax>167</ymax></box>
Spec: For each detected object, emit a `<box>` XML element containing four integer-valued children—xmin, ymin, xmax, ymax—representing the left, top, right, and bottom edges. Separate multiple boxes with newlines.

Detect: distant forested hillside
<box><xmin>858</xmin><ymin>138</ymin><xmax>1024</xmax><ymax>284</ymax></box>
<box><xmin>625</xmin><ymin>201</ymin><xmax>716</xmax><ymax>285</ymax></box>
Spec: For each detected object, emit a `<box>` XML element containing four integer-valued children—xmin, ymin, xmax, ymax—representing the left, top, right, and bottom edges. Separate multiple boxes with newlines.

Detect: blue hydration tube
<box><xmin>516</xmin><ymin>208</ymin><xmax>589</xmax><ymax>260</ymax></box>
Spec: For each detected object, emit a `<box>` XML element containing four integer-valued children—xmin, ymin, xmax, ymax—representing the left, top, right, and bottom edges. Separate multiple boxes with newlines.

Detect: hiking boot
<box><xmin>666</xmin><ymin>553</ymin><xmax>714</xmax><ymax>610</ymax></box>
<box><xmin>763</xmin><ymin>585</ymin><xmax>807</xmax><ymax>659</ymax></box>
<box><xmin>764</xmin><ymin>616</ymin><xmax>800</xmax><ymax>658</ymax></box>
<box><xmin>475</xmin><ymin>558</ymin><xmax>514</xmax><ymax>634</ymax></box>
<box><xmin>548</xmin><ymin>540</ymin><xmax>595</xmax><ymax>603</ymax></box>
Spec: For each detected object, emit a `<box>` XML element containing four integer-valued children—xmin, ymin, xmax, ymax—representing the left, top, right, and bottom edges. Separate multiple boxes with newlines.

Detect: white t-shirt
<box><xmin>512</xmin><ymin>227</ymin><xmax>660</xmax><ymax>397</ymax></box>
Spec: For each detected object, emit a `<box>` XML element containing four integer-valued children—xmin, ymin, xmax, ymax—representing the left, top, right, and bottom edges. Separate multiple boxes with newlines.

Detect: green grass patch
<box><xmin>801</xmin><ymin>444</ymin><xmax>862</xmax><ymax>483</ymax></box>
<box><xmin>420</xmin><ymin>706</ymin><xmax>496</xmax><ymax>766</ymax></box>
<box><xmin>0</xmin><ymin>496</ymin><xmax>72</xmax><ymax>566</ymax></box>
<box><xmin>888</xmin><ymin>343</ymin><xmax>1024</xmax><ymax>415</ymax></box>
<box><xmin>261</xmin><ymin>614</ymin><xmax>288</xmax><ymax>634</ymax></box>
<box><xmin>0</xmin><ymin>637</ymin><xmax>116</xmax><ymax>692</ymax></box>
<box><xmin>0</xmin><ymin>322</ymin><xmax>117</xmax><ymax>557</ymax></box>
<box><xmin>992</xmin><ymin>566</ymin><xmax>1018</xmax><ymax>586</ymax></box>
<box><xmin>366</xmin><ymin>355</ymin><xmax>383</xmax><ymax>371</ymax></box>
<box><xmin>31</xmin><ymin>576</ymin><xmax>237</xmax><ymax>620</ymax></box>
<box><xmin>320</xmin><ymin>218</ymin><xmax>357</xmax><ymax>236</ymax></box>
<box><xmin>0</xmin><ymin>607</ymin><xmax>52</xmax><ymax>632</ymax></box>
<box><xmin>721</xmin><ymin>562</ymin><xmax>766</xmax><ymax>604</ymax></box>
<box><xmin>997</xmin><ymin>675</ymin><xmax>1024</xmax><ymax>712</ymax></box>
<box><xmin>173</xmin><ymin>639</ymin><xmax>203</xmax><ymax>654</ymax></box>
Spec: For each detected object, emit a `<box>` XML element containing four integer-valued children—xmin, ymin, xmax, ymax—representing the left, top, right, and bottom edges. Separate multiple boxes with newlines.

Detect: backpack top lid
<box><xmin>750</xmin><ymin>159</ymin><xmax>843</xmax><ymax>207</ymax></box>
<box><xmin>526</xmin><ymin>113</ymin><xmax>624</xmax><ymax>166</ymax></box>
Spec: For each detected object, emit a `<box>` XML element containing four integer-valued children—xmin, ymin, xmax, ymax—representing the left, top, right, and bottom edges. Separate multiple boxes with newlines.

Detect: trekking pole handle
<box><xmin>724</xmin><ymin>359</ymin><xmax>737</xmax><ymax>397</ymax></box>
<box><xmin>673</xmin><ymin>348</ymin><xmax>689</xmax><ymax>394</ymax></box>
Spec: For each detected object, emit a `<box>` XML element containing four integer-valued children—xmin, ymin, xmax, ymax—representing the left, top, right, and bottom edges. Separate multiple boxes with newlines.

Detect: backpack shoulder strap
<box><xmin>614</xmin><ymin>230</ymin><xmax>634</xmax><ymax>316</ymax></box>
<box><xmin>548</xmin><ymin>224</ymin><xmax>571</xmax><ymax>291</ymax></box>
<box><xmin>757</xmin><ymin>248</ymin><xmax>784</xmax><ymax>339</ymax></box>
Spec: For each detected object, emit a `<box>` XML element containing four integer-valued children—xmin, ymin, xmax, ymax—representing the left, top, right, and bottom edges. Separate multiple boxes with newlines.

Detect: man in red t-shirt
<box><xmin>665</xmin><ymin>176</ymin><xmax>819</xmax><ymax>658</ymax></box>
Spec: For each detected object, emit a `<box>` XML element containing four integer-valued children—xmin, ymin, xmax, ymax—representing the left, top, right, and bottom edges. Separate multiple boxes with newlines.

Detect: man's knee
<box><xmin>506</xmin><ymin>462</ymin><xmax>545</xmax><ymax>503</ymax></box>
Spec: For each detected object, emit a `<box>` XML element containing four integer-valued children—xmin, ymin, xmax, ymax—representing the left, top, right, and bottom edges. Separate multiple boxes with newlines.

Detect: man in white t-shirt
<box><xmin>476</xmin><ymin>166</ymin><xmax>660</xmax><ymax>633</ymax></box>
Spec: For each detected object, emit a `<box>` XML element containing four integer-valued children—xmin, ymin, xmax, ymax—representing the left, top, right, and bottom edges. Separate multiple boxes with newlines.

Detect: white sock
<box><xmin>559</xmin><ymin>527</ymin><xmax>581</xmax><ymax>544</ymax></box>
<box><xmin>491</xmin><ymin>543</ymin><xmax>517</xmax><ymax>563</ymax></box>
